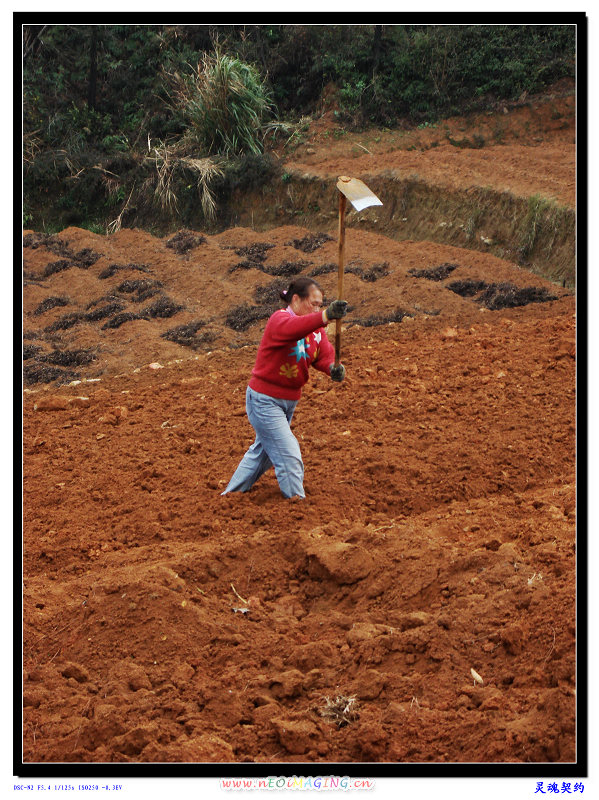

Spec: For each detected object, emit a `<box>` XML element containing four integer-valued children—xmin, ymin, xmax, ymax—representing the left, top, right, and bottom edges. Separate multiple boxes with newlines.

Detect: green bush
<box><xmin>308</xmin><ymin>24</ymin><xmax>575</xmax><ymax>124</ymax></box>
<box><xmin>23</xmin><ymin>23</ymin><xmax>576</xmax><ymax>145</ymax></box>
<box><xmin>214</xmin><ymin>152</ymin><xmax>279</xmax><ymax>195</ymax></box>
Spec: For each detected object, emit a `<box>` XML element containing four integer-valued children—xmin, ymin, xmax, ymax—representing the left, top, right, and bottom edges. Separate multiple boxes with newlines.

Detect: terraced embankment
<box><xmin>226</xmin><ymin>89</ymin><xmax>576</xmax><ymax>288</ymax></box>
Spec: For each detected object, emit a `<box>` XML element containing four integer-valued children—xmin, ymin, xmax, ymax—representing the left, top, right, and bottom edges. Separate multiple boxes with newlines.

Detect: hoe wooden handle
<box><xmin>335</xmin><ymin>190</ymin><xmax>347</xmax><ymax>366</ymax></box>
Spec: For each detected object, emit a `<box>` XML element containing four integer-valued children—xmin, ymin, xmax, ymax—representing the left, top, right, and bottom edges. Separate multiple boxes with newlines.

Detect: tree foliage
<box><xmin>23</xmin><ymin>23</ymin><xmax>576</xmax><ymax>147</ymax></box>
<box><xmin>21</xmin><ymin>23</ymin><xmax>577</xmax><ymax>231</ymax></box>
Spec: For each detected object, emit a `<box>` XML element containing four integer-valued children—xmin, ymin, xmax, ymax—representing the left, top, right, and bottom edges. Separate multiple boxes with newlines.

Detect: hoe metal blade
<box><xmin>336</xmin><ymin>175</ymin><xmax>383</xmax><ymax>212</ymax></box>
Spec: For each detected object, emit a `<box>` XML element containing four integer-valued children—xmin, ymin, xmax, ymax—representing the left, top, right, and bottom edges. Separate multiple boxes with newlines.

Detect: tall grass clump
<box><xmin>143</xmin><ymin>143</ymin><xmax>224</xmax><ymax>221</ymax></box>
<box><xmin>167</xmin><ymin>52</ymin><xmax>276</xmax><ymax>157</ymax></box>
<box><xmin>518</xmin><ymin>194</ymin><xmax>556</xmax><ymax>260</ymax></box>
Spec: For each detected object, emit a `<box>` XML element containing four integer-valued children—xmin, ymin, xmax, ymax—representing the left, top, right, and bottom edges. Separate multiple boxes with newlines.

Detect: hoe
<box><xmin>335</xmin><ymin>176</ymin><xmax>383</xmax><ymax>366</ymax></box>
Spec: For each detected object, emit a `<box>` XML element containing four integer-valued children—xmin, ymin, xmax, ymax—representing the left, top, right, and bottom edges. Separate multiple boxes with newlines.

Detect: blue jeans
<box><xmin>222</xmin><ymin>387</ymin><xmax>305</xmax><ymax>498</ymax></box>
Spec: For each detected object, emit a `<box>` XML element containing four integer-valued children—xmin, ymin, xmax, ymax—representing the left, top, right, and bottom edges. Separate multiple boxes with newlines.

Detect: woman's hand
<box><xmin>330</xmin><ymin>363</ymin><xmax>346</xmax><ymax>382</ymax></box>
<box><xmin>322</xmin><ymin>300</ymin><xmax>348</xmax><ymax>323</ymax></box>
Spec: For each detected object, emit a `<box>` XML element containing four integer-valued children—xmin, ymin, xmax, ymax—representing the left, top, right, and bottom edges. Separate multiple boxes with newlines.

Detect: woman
<box><xmin>222</xmin><ymin>276</ymin><xmax>348</xmax><ymax>499</ymax></box>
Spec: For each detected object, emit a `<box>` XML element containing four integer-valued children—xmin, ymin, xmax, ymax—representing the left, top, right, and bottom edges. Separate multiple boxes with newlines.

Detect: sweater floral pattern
<box><xmin>249</xmin><ymin>308</ymin><xmax>335</xmax><ymax>400</ymax></box>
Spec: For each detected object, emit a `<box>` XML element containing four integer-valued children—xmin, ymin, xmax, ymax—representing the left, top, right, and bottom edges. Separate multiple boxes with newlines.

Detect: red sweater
<box><xmin>249</xmin><ymin>307</ymin><xmax>335</xmax><ymax>400</ymax></box>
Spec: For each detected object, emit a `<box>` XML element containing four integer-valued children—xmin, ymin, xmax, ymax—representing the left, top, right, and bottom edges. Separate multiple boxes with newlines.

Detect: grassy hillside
<box><xmin>22</xmin><ymin>23</ymin><xmax>576</xmax><ymax>235</ymax></box>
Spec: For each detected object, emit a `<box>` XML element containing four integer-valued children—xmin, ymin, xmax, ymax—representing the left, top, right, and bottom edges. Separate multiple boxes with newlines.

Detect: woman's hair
<box><xmin>279</xmin><ymin>276</ymin><xmax>322</xmax><ymax>304</ymax></box>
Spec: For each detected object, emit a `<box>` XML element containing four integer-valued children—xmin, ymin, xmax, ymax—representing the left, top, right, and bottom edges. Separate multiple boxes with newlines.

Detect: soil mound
<box><xmin>23</xmin><ymin>224</ymin><xmax>569</xmax><ymax>388</ymax></box>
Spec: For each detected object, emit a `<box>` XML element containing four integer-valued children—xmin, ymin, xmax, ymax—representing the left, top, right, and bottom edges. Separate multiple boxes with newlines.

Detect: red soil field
<box><xmin>21</xmin><ymin>89</ymin><xmax>577</xmax><ymax>764</ymax></box>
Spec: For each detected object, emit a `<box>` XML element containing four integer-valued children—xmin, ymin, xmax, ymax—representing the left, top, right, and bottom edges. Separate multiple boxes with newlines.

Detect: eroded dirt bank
<box><xmin>283</xmin><ymin>86</ymin><xmax>575</xmax><ymax>208</ymax></box>
<box><xmin>22</xmin><ymin>223</ymin><xmax>576</xmax><ymax>764</ymax></box>
<box><xmin>230</xmin><ymin>88</ymin><xmax>576</xmax><ymax>287</ymax></box>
